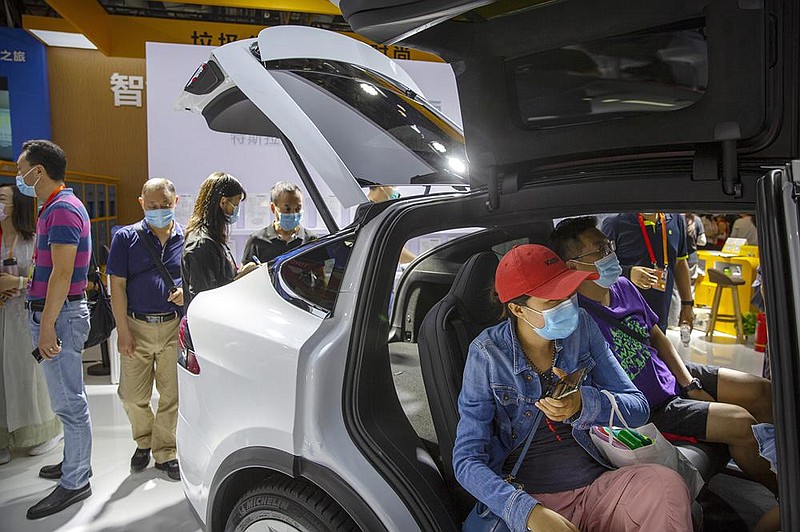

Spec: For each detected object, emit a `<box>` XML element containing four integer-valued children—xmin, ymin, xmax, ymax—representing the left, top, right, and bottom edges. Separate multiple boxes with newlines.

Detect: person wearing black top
<box><xmin>181</xmin><ymin>172</ymin><xmax>256</xmax><ymax>311</ymax></box>
<box><xmin>242</xmin><ymin>181</ymin><xmax>316</xmax><ymax>264</ymax></box>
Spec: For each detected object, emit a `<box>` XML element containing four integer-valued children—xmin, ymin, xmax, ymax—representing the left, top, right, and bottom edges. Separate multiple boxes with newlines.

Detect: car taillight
<box><xmin>178</xmin><ymin>316</ymin><xmax>201</xmax><ymax>375</ymax></box>
<box><xmin>184</xmin><ymin>60</ymin><xmax>223</xmax><ymax>95</ymax></box>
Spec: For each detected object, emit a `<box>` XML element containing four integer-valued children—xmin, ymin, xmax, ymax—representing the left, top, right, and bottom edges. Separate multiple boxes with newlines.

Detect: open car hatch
<box><xmin>176</xmin><ymin>25</ymin><xmax>468</xmax><ymax>211</ymax></box>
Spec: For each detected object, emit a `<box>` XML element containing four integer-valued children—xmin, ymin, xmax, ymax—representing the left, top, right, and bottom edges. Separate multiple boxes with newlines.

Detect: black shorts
<box><xmin>649</xmin><ymin>363</ymin><xmax>720</xmax><ymax>440</ymax></box>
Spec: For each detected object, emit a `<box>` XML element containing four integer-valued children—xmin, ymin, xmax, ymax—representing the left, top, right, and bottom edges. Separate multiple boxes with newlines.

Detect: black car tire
<box><xmin>225</xmin><ymin>477</ymin><xmax>360</xmax><ymax>532</ymax></box>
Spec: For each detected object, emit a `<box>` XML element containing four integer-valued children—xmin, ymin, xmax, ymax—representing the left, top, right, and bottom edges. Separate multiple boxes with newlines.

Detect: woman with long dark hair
<box><xmin>0</xmin><ymin>184</ymin><xmax>62</xmax><ymax>465</ymax></box>
<box><xmin>181</xmin><ymin>172</ymin><xmax>255</xmax><ymax>310</ymax></box>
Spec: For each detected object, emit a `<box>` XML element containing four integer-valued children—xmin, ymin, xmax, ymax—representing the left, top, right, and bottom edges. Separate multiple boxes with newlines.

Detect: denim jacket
<box><xmin>453</xmin><ymin>310</ymin><xmax>648</xmax><ymax>532</ymax></box>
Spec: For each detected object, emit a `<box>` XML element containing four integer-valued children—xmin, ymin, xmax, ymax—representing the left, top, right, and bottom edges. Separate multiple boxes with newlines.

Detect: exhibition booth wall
<box><xmin>47</xmin><ymin>47</ymin><xmax>147</xmax><ymax>226</ymax></box>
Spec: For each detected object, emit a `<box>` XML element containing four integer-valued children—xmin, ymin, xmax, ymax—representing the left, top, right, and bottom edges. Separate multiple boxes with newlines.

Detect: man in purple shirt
<box><xmin>549</xmin><ymin>216</ymin><xmax>778</xmax><ymax>496</ymax></box>
<box><xmin>10</xmin><ymin>140</ymin><xmax>93</xmax><ymax>519</ymax></box>
<box><xmin>107</xmin><ymin>178</ymin><xmax>184</xmax><ymax>481</ymax></box>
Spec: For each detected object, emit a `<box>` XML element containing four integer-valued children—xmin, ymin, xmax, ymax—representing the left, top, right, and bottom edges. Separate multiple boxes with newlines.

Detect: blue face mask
<box><xmin>16</xmin><ymin>167</ymin><xmax>41</xmax><ymax>198</ymax></box>
<box><xmin>226</xmin><ymin>204</ymin><xmax>240</xmax><ymax>225</ymax></box>
<box><xmin>593</xmin><ymin>252</ymin><xmax>622</xmax><ymax>288</ymax></box>
<box><xmin>389</xmin><ymin>191</ymin><xmax>400</xmax><ymax>200</ymax></box>
<box><xmin>278</xmin><ymin>211</ymin><xmax>303</xmax><ymax>231</ymax></box>
<box><xmin>522</xmin><ymin>294</ymin><xmax>580</xmax><ymax>340</ymax></box>
<box><xmin>145</xmin><ymin>208</ymin><xmax>175</xmax><ymax>229</ymax></box>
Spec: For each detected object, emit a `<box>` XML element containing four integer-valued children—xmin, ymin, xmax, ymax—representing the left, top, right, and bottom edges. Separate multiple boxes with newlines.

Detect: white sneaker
<box><xmin>0</xmin><ymin>448</ymin><xmax>9</xmax><ymax>465</ymax></box>
<box><xmin>27</xmin><ymin>434</ymin><xmax>63</xmax><ymax>456</ymax></box>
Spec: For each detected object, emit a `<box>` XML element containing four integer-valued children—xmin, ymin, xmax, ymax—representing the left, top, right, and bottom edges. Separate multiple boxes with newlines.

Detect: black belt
<box><xmin>127</xmin><ymin>311</ymin><xmax>179</xmax><ymax>324</ymax></box>
<box><xmin>25</xmin><ymin>293</ymin><xmax>85</xmax><ymax>312</ymax></box>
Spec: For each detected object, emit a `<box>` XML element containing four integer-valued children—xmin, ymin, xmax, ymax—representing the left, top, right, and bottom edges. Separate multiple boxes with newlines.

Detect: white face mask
<box><xmin>0</xmin><ymin>204</ymin><xmax>8</xmax><ymax>221</ymax></box>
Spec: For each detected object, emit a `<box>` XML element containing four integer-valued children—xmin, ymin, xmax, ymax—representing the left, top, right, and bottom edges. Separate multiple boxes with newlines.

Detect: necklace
<box><xmin>526</xmin><ymin>341</ymin><xmax>557</xmax><ymax>375</ymax></box>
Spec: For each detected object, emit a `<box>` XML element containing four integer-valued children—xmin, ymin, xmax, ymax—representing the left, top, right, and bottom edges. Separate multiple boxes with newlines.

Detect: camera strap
<box><xmin>135</xmin><ymin>227</ymin><xmax>176</xmax><ymax>292</ymax></box>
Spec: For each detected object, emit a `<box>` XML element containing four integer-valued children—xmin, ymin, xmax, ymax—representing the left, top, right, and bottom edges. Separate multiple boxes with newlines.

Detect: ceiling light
<box><xmin>29</xmin><ymin>30</ymin><xmax>97</xmax><ymax>50</ymax></box>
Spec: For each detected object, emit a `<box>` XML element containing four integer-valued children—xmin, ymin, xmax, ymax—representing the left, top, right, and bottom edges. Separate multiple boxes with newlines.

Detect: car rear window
<box><xmin>509</xmin><ymin>18</ymin><xmax>708</xmax><ymax>129</ymax></box>
<box><xmin>264</xmin><ymin>59</ymin><xmax>468</xmax><ymax>184</ymax></box>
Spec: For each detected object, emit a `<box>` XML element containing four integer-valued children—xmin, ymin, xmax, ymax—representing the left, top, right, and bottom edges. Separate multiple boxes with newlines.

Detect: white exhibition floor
<box><xmin>0</xmin><ymin>329</ymin><xmax>765</xmax><ymax>532</ymax></box>
<box><xmin>0</xmin><ymin>345</ymin><xmax>201</xmax><ymax>532</ymax></box>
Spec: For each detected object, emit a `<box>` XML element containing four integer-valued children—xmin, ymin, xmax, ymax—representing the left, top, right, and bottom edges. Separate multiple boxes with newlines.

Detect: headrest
<box><xmin>448</xmin><ymin>251</ymin><xmax>503</xmax><ymax>327</ymax></box>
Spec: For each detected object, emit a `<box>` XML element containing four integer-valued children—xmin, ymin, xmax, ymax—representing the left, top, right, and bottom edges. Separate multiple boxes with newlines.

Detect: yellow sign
<box><xmin>23</xmin><ymin>14</ymin><xmax>442</xmax><ymax>62</ymax></box>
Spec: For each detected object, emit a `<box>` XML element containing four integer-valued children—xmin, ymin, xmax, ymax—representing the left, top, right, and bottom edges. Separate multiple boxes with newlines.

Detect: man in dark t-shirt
<box><xmin>242</xmin><ymin>181</ymin><xmax>316</xmax><ymax>264</ymax></box>
<box><xmin>549</xmin><ymin>216</ymin><xmax>778</xmax><ymax>495</ymax></box>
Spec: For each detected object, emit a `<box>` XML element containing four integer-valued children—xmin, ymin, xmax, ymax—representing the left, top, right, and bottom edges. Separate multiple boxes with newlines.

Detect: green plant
<box><xmin>742</xmin><ymin>312</ymin><xmax>757</xmax><ymax>336</ymax></box>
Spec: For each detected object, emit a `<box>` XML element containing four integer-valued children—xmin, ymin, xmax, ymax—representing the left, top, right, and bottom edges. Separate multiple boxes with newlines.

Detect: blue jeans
<box><xmin>29</xmin><ymin>299</ymin><xmax>92</xmax><ymax>490</ymax></box>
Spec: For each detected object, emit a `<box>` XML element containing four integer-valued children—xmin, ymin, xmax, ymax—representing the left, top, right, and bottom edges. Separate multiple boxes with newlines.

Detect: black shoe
<box><xmin>26</xmin><ymin>484</ymin><xmax>92</xmax><ymax>520</ymax></box>
<box><xmin>130</xmin><ymin>448</ymin><xmax>151</xmax><ymax>472</ymax></box>
<box><xmin>39</xmin><ymin>462</ymin><xmax>93</xmax><ymax>480</ymax></box>
<box><xmin>155</xmin><ymin>459</ymin><xmax>180</xmax><ymax>481</ymax></box>
<box><xmin>39</xmin><ymin>462</ymin><xmax>63</xmax><ymax>480</ymax></box>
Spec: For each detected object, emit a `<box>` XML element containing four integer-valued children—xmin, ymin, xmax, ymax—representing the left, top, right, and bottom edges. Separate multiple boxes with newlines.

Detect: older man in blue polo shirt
<box><xmin>107</xmin><ymin>178</ymin><xmax>184</xmax><ymax>480</ymax></box>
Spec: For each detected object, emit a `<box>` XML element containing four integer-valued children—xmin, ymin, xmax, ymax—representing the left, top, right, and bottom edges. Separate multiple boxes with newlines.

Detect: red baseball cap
<box><xmin>495</xmin><ymin>244</ymin><xmax>599</xmax><ymax>303</ymax></box>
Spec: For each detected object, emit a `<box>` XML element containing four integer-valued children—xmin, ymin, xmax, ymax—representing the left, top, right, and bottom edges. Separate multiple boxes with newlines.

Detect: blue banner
<box><xmin>0</xmin><ymin>27</ymin><xmax>51</xmax><ymax>161</ymax></box>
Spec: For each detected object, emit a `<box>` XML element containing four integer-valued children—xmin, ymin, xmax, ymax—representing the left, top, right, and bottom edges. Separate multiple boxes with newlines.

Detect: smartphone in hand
<box><xmin>31</xmin><ymin>338</ymin><xmax>62</xmax><ymax>363</ymax></box>
<box><xmin>543</xmin><ymin>365</ymin><xmax>590</xmax><ymax>399</ymax></box>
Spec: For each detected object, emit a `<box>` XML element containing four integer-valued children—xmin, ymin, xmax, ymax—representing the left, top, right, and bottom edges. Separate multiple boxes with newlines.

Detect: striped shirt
<box><xmin>28</xmin><ymin>189</ymin><xmax>92</xmax><ymax>300</ymax></box>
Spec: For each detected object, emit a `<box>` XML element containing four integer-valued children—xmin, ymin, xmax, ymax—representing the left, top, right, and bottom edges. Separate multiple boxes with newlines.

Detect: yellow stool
<box><xmin>705</xmin><ymin>268</ymin><xmax>746</xmax><ymax>343</ymax></box>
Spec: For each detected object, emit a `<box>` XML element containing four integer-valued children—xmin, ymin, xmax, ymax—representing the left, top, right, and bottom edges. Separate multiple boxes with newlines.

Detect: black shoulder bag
<box><xmin>84</xmin><ymin>253</ymin><xmax>116</xmax><ymax>349</ymax></box>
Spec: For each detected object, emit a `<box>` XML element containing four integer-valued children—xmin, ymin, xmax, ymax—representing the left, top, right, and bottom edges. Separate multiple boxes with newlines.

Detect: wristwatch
<box><xmin>680</xmin><ymin>378</ymin><xmax>703</xmax><ymax>396</ymax></box>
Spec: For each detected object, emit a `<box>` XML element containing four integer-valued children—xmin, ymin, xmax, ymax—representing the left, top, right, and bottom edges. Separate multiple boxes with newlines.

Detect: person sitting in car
<box><xmin>453</xmin><ymin>244</ymin><xmax>693</xmax><ymax>532</ymax></box>
<box><xmin>548</xmin><ymin>216</ymin><xmax>777</xmax><ymax>496</ymax></box>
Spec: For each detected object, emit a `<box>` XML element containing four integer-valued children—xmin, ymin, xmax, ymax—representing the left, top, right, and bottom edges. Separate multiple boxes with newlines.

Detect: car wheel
<box><xmin>224</xmin><ymin>477</ymin><xmax>360</xmax><ymax>532</ymax></box>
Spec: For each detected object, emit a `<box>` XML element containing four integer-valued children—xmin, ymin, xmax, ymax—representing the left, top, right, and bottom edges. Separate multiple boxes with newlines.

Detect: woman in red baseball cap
<box><xmin>453</xmin><ymin>244</ymin><xmax>693</xmax><ymax>532</ymax></box>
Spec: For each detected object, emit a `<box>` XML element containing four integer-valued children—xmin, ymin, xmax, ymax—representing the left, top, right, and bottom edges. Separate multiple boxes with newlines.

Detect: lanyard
<box><xmin>6</xmin><ymin>234</ymin><xmax>17</xmax><ymax>259</ymax></box>
<box><xmin>0</xmin><ymin>227</ymin><xmax>17</xmax><ymax>259</ymax></box>
<box><xmin>637</xmin><ymin>213</ymin><xmax>668</xmax><ymax>269</ymax></box>
<box><xmin>41</xmin><ymin>185</ymin><xmax>67</xmax><ymax>211</ymax></box>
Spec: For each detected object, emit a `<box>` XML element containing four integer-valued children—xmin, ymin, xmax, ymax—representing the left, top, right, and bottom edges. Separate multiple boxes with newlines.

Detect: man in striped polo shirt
<box><xmin>15</xmin><ymin>140</ymin><xmax>93</xmax><ymax>519</ymax></box>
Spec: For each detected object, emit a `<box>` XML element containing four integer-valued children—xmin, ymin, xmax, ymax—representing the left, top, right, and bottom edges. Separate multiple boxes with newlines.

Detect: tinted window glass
<box><xmin>265</xmin><ymin>59</ymin><xmax>468</xmax><ymax>184</ymax></box>
<box><xmin>277</xmin><ymin>235</ymin><xmax>355</xmax><ymax>314</ymax></box>
<box><xmin>511</xmin><ymin>19</ymin><xmax>708</xmax><ymax>128</ymax></box>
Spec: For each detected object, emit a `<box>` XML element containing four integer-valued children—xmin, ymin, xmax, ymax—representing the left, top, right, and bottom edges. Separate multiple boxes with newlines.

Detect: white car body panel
<box><xmin>177</xmin><ymin>265</ymin><xmax>322</xmax><ymax>520</ymax></box>
<box><xmin>287</xmin><ymin>213</ymin><xmax>425</xmax><ymax>530</ymax></box>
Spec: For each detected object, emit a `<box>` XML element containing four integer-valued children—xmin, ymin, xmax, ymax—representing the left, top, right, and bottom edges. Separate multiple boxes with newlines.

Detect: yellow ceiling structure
<box><xmin>170</xmin><ymin>0</ymin><xmax>342</xmax><ymax>16</ymax></box>
<box><xmin>23</xmin><ymin>0</ymin><xmax>441</xmax><ymax>62</ymax></box>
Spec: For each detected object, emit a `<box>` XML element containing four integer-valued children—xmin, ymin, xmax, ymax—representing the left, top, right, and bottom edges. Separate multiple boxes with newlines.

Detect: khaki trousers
<box><xmin>118</xmin><ymin>316</ymin><xmax>180</xmax><ymax>463</ymax></box>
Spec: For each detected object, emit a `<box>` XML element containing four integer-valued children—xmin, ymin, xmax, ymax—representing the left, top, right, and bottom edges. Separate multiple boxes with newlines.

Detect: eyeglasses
<box><xmin>570</xmin><ymin>240</ymin><xmax>616</xmax><ymax>261</ymax></box>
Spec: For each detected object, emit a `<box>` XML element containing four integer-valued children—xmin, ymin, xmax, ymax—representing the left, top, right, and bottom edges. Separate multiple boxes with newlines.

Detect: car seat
<box><xmin>418</xmin><ymin>251</ymin><xmax>503</xmax><ymax>516</ymax></box>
